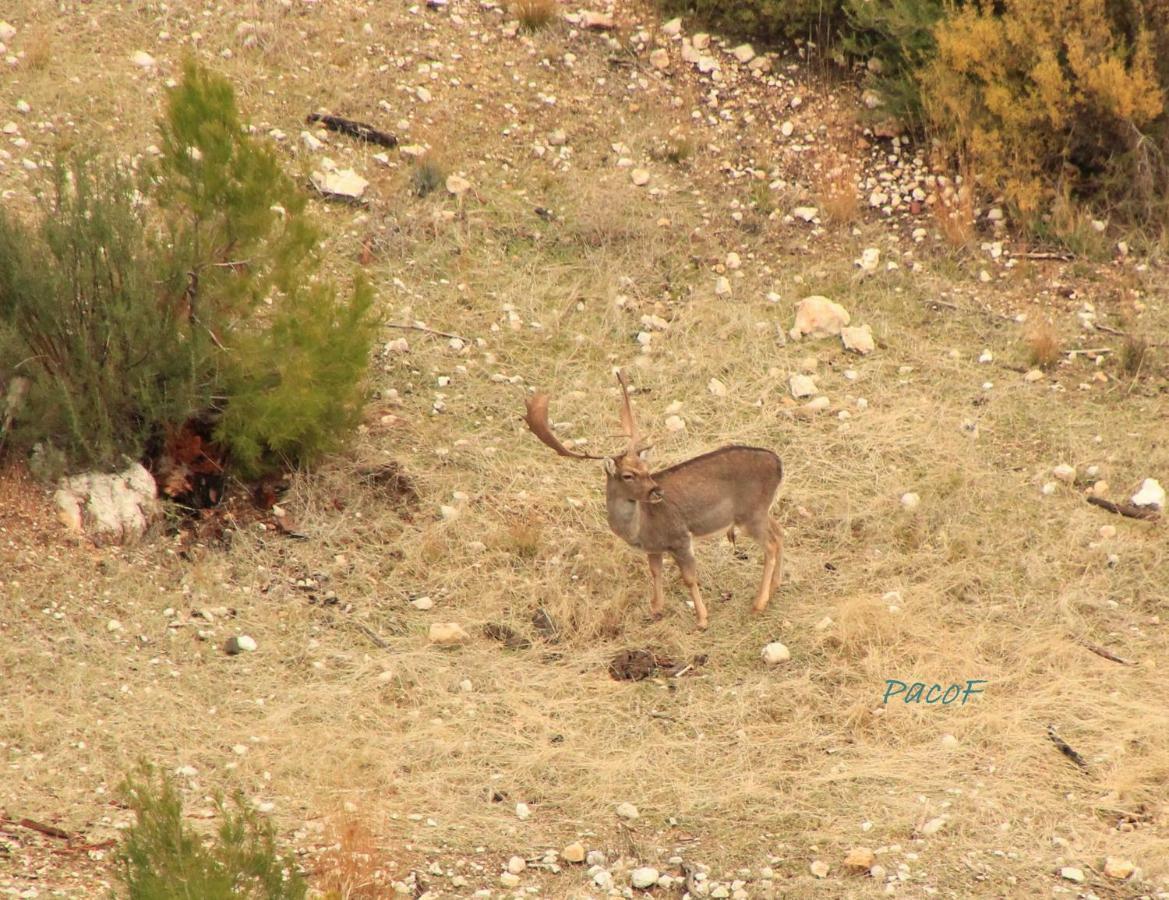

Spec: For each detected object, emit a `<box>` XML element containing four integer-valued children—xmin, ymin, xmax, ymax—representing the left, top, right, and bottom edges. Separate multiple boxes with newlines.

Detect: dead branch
<box><xmin>1047</xmin><ymin>725</ymin><xmax>1089</xmax><ymax>771</ymax></box>
<box><xmin>13</xmin><ymin>817</ymin><xmax>73</xmax><ymax>840</ymax></box>
<box><xmin>1075</xmin><ymin>638</ymin><xmax>1136</xmax><ymax>667</ymax></box>
<box><xmin>1004</xmin><ymin>250</ymin><xmax>1075</xmax><ymax>261</ymax></box>
<box><xmin>306</xmin><ymin>113</ymin><xmax>397</xmax><ymax>148</ymax></box>
<box><xmin>1087</xmin><ymin>496</ymin><xmax>1161</xmax><ymax>521</ymax></box>
<box><xmin>384</xmin><ymin>323</ymin><xmax>468</xmax><ymax>343</ymax></box>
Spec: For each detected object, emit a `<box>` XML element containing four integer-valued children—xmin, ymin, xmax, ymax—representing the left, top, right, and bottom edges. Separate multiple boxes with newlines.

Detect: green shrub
<box><xmin>116</xmin><ymin>764</ymin><xmax>306</xmax><ymax>900</ymax></box>
<box><xmin>658</xmin><ymin>0</ymin><xmax>846</xmax><ymax>44</ymax></box>
<box><xmin>921</xmin><ymin>0</ymin><xmax>1169</xmax><ymax>231</ymax></box>
<box><xmin>0</xmin><ymin>59</ymin><xmax>377</xmax><ymax>478</ymax></box>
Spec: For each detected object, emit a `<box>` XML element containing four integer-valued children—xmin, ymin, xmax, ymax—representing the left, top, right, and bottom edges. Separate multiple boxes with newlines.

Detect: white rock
<box><xmin>1024</xmin><ymin>369</ymin><xmax>1045</xmax><ymax>382</ymax></box>
<box><xmin>225</xmin><ymin>635</ymin><xmax>257</xmax><ymax>654</ymax></box>
<box><xmin>562</xmin><ymin>842</ymin><xmax>586</xmax><ymax>863</ymax></box>
<box><xmin>919</xmin><ymin>816</ymin><xmax>946</xmax><ymax>835</ymax></box>
<box><xmin>1059</xmin><ymin>867</ymin><xmax>1085</xmax><ymax>883</ymax></box>
<box><xmin>725</xmin><ymin>251</ymin><xmax>741</xmax><ymax>269</ymax></box>
<box><xmin>900</xmin><ymin>492</ymin><xmax>920</xmax><ymax>511</ymax></box>
<box><xmin>1041</xmin><ymin>482</ymin><xmax>1057</xmax><ymax>496</ymax></box>
<box><xmin>792</xmin><ymin>206</ymin><xmax>818</xmax><ymax>223</ymax></box>
<box><xmin>310</xmin><ymin>167</ymin><xmax>368</xmax><ymax>200</ymax></box>
<box><xmin>515</xmin><ymin>802</ymin><xmax>531</xmax><ymax>820</ymax></box>
<box><xmin>810</xmin><ymin>860</ymin><xmax>829</xmax><ymax>878</ymax></box>
<box><xmin>410</xmin><ymin>596</ymin><xmax>434</xmax><ymax>611</ymax></box>
<box><xmin>631</xmin><ymin>867</ymin><xmax>660</xmax><ymax>889</ymax></box>
<box><xmin>665</xmin><ymin>415</ymin><xmax>686</xmax><ymax>432</ymax></box>
<box><xmin>1131</xmin><ymin>478</ymin><xmax>1165</xmax><ymax>509</ymax></box>
<box><xmin>692</xmin><ymin>32</ymin><xmax>710</xmax><ymax>50</ymax></box>
<box><xmin>428</xmin><ymin>622</ymin><xmax>469</xmax><ymax>645</ymax></box>
<box><xmin>299</xmin><ymin>130</ymin><xmax>323</xmax><ymax>152</ymax></box>
<box><xmin>714</xmin><ymin>276</ymin><xmax>731</xmax><ymax>296</ymax></box>
<box><xmin>857</xmin><ymin>247</ymin><xmax>880</xmax><ymax>272</ymax></box>
<box><xmin>0</xmin><ymin>22</ymin><xmax>16</xmax><ymax>42</ymax></box>
<box><xmin>841</xmin><ymin>324</ymin><xmax>875</xmax><ymax>355</ymax></box>
<box><xmin>761</xmin><ymin>642</ymin><xmax>790</xmax><ymax>665</ymax></box>
<box><xmin>53</xmin><ymin>463</ymin><xmax>160</xmax><ymax>543</ymax></box>
<box><xmin>107</xmin><ymin>619</ymin><xmax>123</xmax><ymax>633</ymax></box>
<box><xmin>1052</xmin><ymin>464</ymin><xmax>1076</xmax><ymax>483</ymax></box>
<box><xmin>1103</xmin><ymin>857</ymin><xmax>1134</xmax><ymax>880</ymax></box>
<box><xmin>708</xmin><ymin>378</ymin><xmax>728</xmax><ymax>397</ymax></box>
<box><xmin>507</xmin><ymin>856</ymin><xmax>526</xmax><ymax>875</ymax></box>
<box><xmin>789</xmin><ymin>374</ymin><xmax>818</xmax><ymax>398</ymax></box>
<box><xmin>940</xmin><ymin>733</ymin><xmax>959</xmax><ymax>749</ymax></box>
<box><xmin>499</xmin><ymin>872</ymin><xmax>521</xmax><ymax>887</ymax></box>
<box><xmin>15</xmin><ymin>99</ymin><xmax>30</xmax><ymax>114</ymax></box>
<box><xmin>1099</xmin><ymin>524</ymin><xmax>1117</xmax><ymax>539</ymax></box>
<box><xmin>580</xmin><ymin>10</ymin><xmax>614</xmax><ymax>30</ymax></box>
<box><xmin>781</xmin><ymin>120</ymin><xmax>794</xmax><ymax>137</ymax></box>
<box><xmin>649</xmin><ymin>48</ymin><xmax>669</xmax><ymax>70</ymax></box>
<box><xmin>615</xmin><ymin>802</ymin><xmax>639</xmax><ymax>820</ymax></box>
<box><xmin>731</xmin><ymin>43</ymin><xmax>756</xmax><ymax>63</ymax></box>
<box><xmin>445</xmin><ymin>174</ymin><xmax>471</xmax><ymax>195</ymax></box>
<box><xmin>978</xmin><ymin>349</ymin><xmax>994</xmax><ymax>363</ymax></box>
<box><xmin>790</xmin><ymin>296</ymin><xmax>851</xmax><ymax>340</ymax></box>
<box><xmin>803</xmin><ymin>396</ymin><xmax>830</xmax><ymax>413</ymax></box>
<box><xmin>661</xmin><ymin>17</ymin><xmax>682</xmax><ymax>36</ymax></box>
<box><xmin>131</xmin><ymin>50</ymin><xmax>157</xmax><ymax>68</ymax></box>
<box><xmin>630</xmin><ymin>168</ymin><xmax>650</xmax><ymax>186</ymax></box>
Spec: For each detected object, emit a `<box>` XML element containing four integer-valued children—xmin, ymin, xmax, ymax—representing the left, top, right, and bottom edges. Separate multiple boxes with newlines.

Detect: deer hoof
<box><xmin>695</xmin><ymin>619</ymin><xmax>709</xmax><ymax>632</ymax></box>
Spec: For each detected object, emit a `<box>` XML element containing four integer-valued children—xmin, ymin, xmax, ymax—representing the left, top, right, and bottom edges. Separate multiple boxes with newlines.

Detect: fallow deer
<box><xmin>523</xmin><ymin>372</ymin><xmax>783</xmax><ymax>630</ymax></box>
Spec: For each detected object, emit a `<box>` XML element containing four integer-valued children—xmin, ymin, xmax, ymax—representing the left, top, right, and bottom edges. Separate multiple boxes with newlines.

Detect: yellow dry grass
<box><xmin>2</xmin><ymin>1</ymin><xmax>1169</xmax><ymax>898</ymax></box>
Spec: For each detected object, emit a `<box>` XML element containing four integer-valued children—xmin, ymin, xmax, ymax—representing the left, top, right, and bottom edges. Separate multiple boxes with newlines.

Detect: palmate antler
<box><xmin>523</xmin><ymin>370</ymin><xmax>652</xmax><ymax>461</ymax></box>
<box><xmin>523</xmin><ymin>393</ymin><xmax>607</xmax><ymax>460</ymax></box>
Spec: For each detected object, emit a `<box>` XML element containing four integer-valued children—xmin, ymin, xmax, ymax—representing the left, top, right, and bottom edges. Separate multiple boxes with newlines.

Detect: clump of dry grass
<box><xmin>812</xmin><ymin>153</ymin><xmax>860</xmax><ymax>226</ymax></box>
<box><xmin>409</xmin><ymin>156</ymin><xmax>447</xmax><ymax>198</ymax></box>
<box><xmin>512</xmin><ymin>0</ymin><xmax>557</xmax><ymax>32</ymax></box>
<box><xmin>1119</xmin><ymin>333</ymin><xmax>1150</xmax><ymax>377</ymax></box>
<box><xmin>1025</xmin><ymin>318</ymin><xmax>1063</xmax><ymax>369</ymax></box>
<box><xmin>932</xmin><ymin>179</ymin><xmax>976</xmax><ymax>247</ymax></box>
<box><xmin>314</xmin><ymin>817</ymin><xmax>388</xmax><ymax>900</ymax></box>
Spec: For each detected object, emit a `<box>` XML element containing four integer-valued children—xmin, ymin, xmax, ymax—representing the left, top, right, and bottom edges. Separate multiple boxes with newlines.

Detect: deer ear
<box><xmin>603</xmin><ymin>457</ymin><xmax>617</xmax><ymax>475</ymax></box>
<box><xmin>638</xmin><ymin>447</ymin><xmax>653</xmax><ymax>462</ymax></box>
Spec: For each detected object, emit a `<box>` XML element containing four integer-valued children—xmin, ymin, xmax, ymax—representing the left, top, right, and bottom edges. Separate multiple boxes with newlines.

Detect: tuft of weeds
<box><xmin>1120</xmin><ymin>333</ymin><xmax>1150</xmax><ymax>377</ymax></box>
<box><xmin>115</xmin><ymin>763</ymin><xmax>306</xmax><ymax>900</ymax></box>
<box><xmin>1024</xmin><ymin>319</ymin><xmax>1062</xmax><ymax>369</ymax></box>
<box><xmin>512</xmin><ymin>0</ymin><xmax>557</xmax><ymax>32</ymax></box>
<box><xmin>409</xmin><ymin>157</ymin><xmax>447</xmax><ymax>198</ymax></box>
<box><xmin>649</xmin><ymin>131</ymin><xmax>696</xmax><ymax>166</ymax></box>
<box><xmin>315</xmin><ymin>817</ymin><xmax>386</xmax><ymax>900</ymax></box>
<box><xmin>813</xmin><ymin>153</ymin><xmax>860</xmax><ymax>226</ymax></box>
<box><xmin>932</xmin><ymin>181</ymin><xmax>975</xmax><ymax>247</ymax></box>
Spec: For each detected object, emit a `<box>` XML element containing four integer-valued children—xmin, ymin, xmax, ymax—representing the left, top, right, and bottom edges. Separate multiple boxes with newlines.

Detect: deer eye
<box><xmin>622</xmin><ymin>473</ymin><xmax>634</xmax><ymax>481</ymax></box>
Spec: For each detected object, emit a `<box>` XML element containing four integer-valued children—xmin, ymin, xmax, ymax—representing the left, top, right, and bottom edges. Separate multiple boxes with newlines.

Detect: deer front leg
<box><xmin>647</xmin><ymin>552</ymin><xmax>665</xmax><ymax>620</ymax></box>
<box><xmin>673</xmin><ymin>548</ymin><xmax>709</xmax><ymax>631</ymax></box>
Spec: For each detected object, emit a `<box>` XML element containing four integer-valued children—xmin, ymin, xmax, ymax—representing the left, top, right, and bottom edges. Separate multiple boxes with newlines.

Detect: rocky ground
<box><xmin>3</xmin><ymin>1</ymin><xmax>1169</xmax><ymax>898</ymax></box>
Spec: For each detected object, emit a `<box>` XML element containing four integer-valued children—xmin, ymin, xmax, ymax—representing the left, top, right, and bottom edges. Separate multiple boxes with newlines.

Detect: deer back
<box><xmin>653</xmin><ymin>446</ymin><xmax>782</xmax><ymax>537</ymax></box>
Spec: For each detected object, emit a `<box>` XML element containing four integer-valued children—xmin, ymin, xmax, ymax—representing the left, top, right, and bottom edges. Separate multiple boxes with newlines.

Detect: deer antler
<box><xmin>523</xmin><ymin>393</ymin><xmax>606</xmax><ymax>460</ymax></box>
<box><xmin>615</xmin><ymin>369</ymin><xmax>652</xmax><ymax>455</ymax></box>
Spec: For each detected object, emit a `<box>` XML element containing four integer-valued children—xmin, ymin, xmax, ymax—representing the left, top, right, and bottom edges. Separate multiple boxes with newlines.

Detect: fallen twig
<box><xmin>385</xmin><ymin>323</ymin><xmax>468</xmax><ymax>342</ymax></box>
<box><xmin>306</xmin><ymin>113</ymin><xmax>397</xmax><ymax>148</ymax></box>
<box><xmin>1075</xmin><ymin>638</ymin><xmax>1136</xmax><ymax>667</ymax></box>
<box><xmin>1004</xmin><ymin>250</ymin><xmax>1075</xmax><ymax>261</ymax></box>
<box><xmin>353</xmin><ymin>621</ymin><xmax>389</xmax><ymax>650</ymax></box>
<box><xmin>1087</xmin><ymin>495</ymin><xmax>1161</xmax><ymax>521</ymax></box>
<box><xmin>1047</xmin><ymin>724</ymin><xmax>1089</xmax><ymax>771</ymax></box>
<box><xmin>13</xmin><ymin>817</ymin><xmax>73</xmax><ymax>840</ymax></box>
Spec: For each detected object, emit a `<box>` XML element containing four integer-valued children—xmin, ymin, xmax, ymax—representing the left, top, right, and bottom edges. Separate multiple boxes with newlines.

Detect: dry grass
<box><xmin>3</xmin><ymin>2</ymin><xmax>1169</xmax><ymax>898</ymax></box>
<box><xmin>813</xmin><ymin>153</ymin><xmax>860</xmax><ymax>226</ymax></box>
<box><xmin>512</xmin><ymin>0</ymin><xmax>558</xmax><ymax>32</ymax></box>
<box><xmin>1025</xmin><ymin>318</ymin><xmax>1063</xmax><ymax>369</ymax></box>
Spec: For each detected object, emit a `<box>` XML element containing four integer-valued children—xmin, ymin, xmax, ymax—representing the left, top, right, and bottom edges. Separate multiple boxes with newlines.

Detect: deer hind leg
<box><xmin>743</xmin><ymin>513</ymin><xmax>782</xmax><ymax>614</ymax></box>
<box><xmin>672</xmin><ymin>547</ymin><xmax>709</xmax><ymax>631</ymax></box>
<box><xmin>647</xmin><ymin>553</ymin><xmax>665</xmax><ymax>620</ymax></box>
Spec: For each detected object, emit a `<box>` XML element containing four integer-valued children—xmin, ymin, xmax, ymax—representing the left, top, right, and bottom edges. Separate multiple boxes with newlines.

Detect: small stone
<box><xmin>616</xmin><ymin>802</ymin><xmax>639</xmax><ymax>820</ymax></box>
<box><xmin>107</xmin><ymin>619</ymin><xmax>123</xmax><ymax>633</ymax></box>
<box><xmin>978</xmin><ymin>349</ymin><xmax>994</xmax><ymax>363</ymax></box>
<box><xmin>940</xmin><ymin>733</ymin><xmax>959</xmax><ymax>749</ymax></box>
<box><xmin>428</xmin><ymin>622</ymin><xmax>470</xmax><ymax>645</ymax></box>
<box><xmin>869</xmin><ymin>864</ymin><xmax>886</xmax><ymax>880</ymax></box>
<box><xmin>900</xmin><ymin>492</ymin><xmax>920</xmax><ymax>511</ymax></box>
<box><xmin>562</xmin><ymin>842</ymin><xmax>586</xmax><ymax>863</ymax></box>
<box><xmin>714</xmin><ymin>276</ymin><xmax>731</xmax><ymax>296</ymax></box>
<box><xmin>581</xmin><ymin>11</ymin><xmax>614</xmax><ymax>30</ymax></box>
<box><xmin>708</xmin><ymin>378</ymin><xmax>728</xmax><ymax>397</ymax></box>
<box><xmin>410</xmin><ymin>596</ymin><xmax>434</xmax><ymax>611</ymax></box>
<box><xmin>792</xmin><ymin>206</ymin><xmax>818</xmax><ymax>223</ymax></box>
<box><xmin>499</xmin><ymin>872</ymin><xmax>521</xmax><ymax>887</ymax></box>
<box><xmin>1041</xmin><ymin>482</ymin><xmax>1057</xmax><ymax>496</ymax></box>
<box><xmin>1024</xmin><ymin>369</ymin><xmax>1045</xmax><ymax>382</ymax></box>
<box><xmin>1052</xmin><ymin>464</ymin><xmax>1076</xmax><ymax>483</ymax></box>
<box><xmin>515</xmin><ymin>802</ymin><xmax>531</xmax><ymax>820</ymax></box>
<box><xmin>841</xmin><ymin>324</ymin><xmax>875</xmax><ymax>355</ymax></box>
<box><xmin>665</xmin><ymin>415</ymin><xmax>686</xmax><ymax>432</ymax></box>
<box><xmin>630</xmin><ymin>168</ymin><xmax>650</xmax><ymax>186</ymax></box>
<box><xmin>844</xmin><ymin>848</ymin><xmax>875</xmax><ymax>870</ymax></box>
<box><xmin>1103</xmin><ymin>857</ymin><xmax>1134</xmax><ymax>880</ymax></box>
<box><xmin>299</xmin><ymin>130</ymin><xmax>323</xmax><ymax>152</ymax></box>
<box><xmin>310</xmin><ymin>167</ymin><xmax>368</xmax><ymax>200</ymax></box>
<box><xmin>661</xmin><ymin>17</ymin><xmax>682</xmax><ymax>36</ymax></box>
<box><xmin>781</xmin><ymin>120</ymin><xmax>794</xmax><ymax>137</ymax></box>
<box><xmin>789</xmin><ymin>374</ymin><xmax>818</xmax><ymax>398</ymax></box>
<box><xmin>810</xmin><ymin>860</ymin><xmax>829</xmax><ymax>878</ymax></box>
<box><xmin>761</xmin><ymin>642</ymin><xmax>790</xmax><ymax>665</ymax></box>
<box><xmin>1099</xmin><ymin>524</ymin><xmax>1117</xmax><ymax>539</ymax></box>
<box><xmin>631</xmin><ymin>867</ymin><xmax>660</xmax><ymax>889</ymax></box>
<box><xmin>803</xmin><ymin>396</ymin><xmax>830</xmax><ymax>413</ymax></box>
<box><xmin>507</xmin><ymin>856</ymin><xmax>526</xmax><ymax>875</ymax></box>
<box><xmin>919</xmin><ymin>816</ymin><xmax>946</xmax><ymax>836</ymax></box>
<box><xmin>0</xmin><ymin>22</ymin><xmax>16</xmax><ymax>42</ymax></box>
<box><xmin>224</xmin><ymin>635</ymin><xmax>257</xmax><ymax>655</ymax></box>
<box><xmin>732</xmin><ymin>43</ymin><xmax>755</xmax><ymax>63</ymax></box>
<box><xmin>857</xmin><ymin>247</ymin><xmax>880</xmax><ymax>272</ymax></box>
<box><xmin>725</xmin><ymin>251</ymin><xmax>741</xmax><ymax>269</ymax></box>
<box><xmin>790</xmin><ymin>295</ymin><xmax>851</xmax><ymax>339</ymax></box>
<box><xmin>131</xmin><ymin>50</ymin><xmax>157</xmax><ymax>68</ymax></box>
<box><xmin>1059</xmin><ymin>866</ymin><xmax>1085</xmax><ymax>883</ymax></box>
<box><xmin>1131</xmin><ymin>477</ymin><xmax>1165</xmax><ymax>509</ymax></box>
<box><xmin>1090</xmin><ymin>480</ymin><xmax>1110</xmax><ymax>498</ymax></box>
<box><xmin>15</xmin><ymin>99</ymin><xmax>30</xmax><ymax>114</ymax></box>
<box><xmin>649</xmin><ymin>48</ymin><xmax>669</xmax><ymax>70</ymax></box>
<box><xmin>692</xmin><ymin>32</ymin><xmax>710</xmax><ymax>50</ymax></box>
<box><xmin>446</xmin><ymin>174</ymin><xmax>471</xmax><ymax>195</ymax></box>
<box><xmin>586</xmin><ymin>850</ymin><xmax>607</xmax><ymax>867</ymax></box>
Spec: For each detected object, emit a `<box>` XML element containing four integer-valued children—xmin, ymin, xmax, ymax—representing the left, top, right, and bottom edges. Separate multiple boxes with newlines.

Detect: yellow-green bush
<box><xmin>921</xmin><ymin>0</ymin><xmax>1168</xmax><ymax>230</ymax></box>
